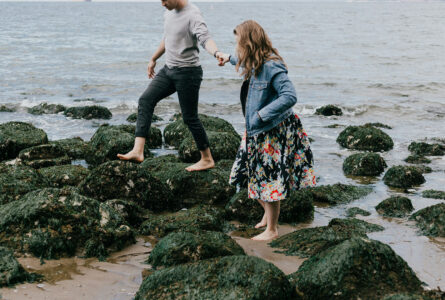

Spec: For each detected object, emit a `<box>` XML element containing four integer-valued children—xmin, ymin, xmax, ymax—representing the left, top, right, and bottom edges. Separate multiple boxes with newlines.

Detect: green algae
<box><xmin>38</xmin><ymin>165</ymin><xmax>89</xmax><ymax>187</ymax></box>
<box><xmin>408</xmin><ymin>142</ymin><xmax>445</xmax><ymax>156</ymax></box>
<box><xmin>64</xmin><ymin>105</ymin><xmax>112</xmax><ymax>120</ymax></box>
<box><xmin>27</xmin><ymin>103</ymin><xmax>66</xmax><ymax>115</ymax></box>
<box><xmin>49</xmin><ymin>137</ymin><xmax>89</xmax><ymax>160</ymax></box>
<box><xmin>343</xmin><ymin>152</ymin><xmax>387</xmax><ymax>176</ymax></box>
<box><xmin>0</xmin><ymin>246</ymin><xmax>40</xmax><ymax>287</ymax></box>
<box><xmin>315</xmin><ymin>105</ymin><xmax>343</xmax><ymax>116</ymax></box>
<box><xmin>422</xmin><ymin>190</ymin><xmax>445</xmax><ymax>200</ymax></box>
<box><xmin>375</xmin><ymin>196</ymin><xmax>414</xmax><ymax>217</ymax></box>
<box><xmin>404</xmin><ymin>155</ymin><xmax>432</xmax><ymax>164</ymax></box>
<box><xmin>383</xmin><ymin>165</ymin><xmax>425</xmax><ymax>189</ymax></box>
<box><xmin>337</xmin><ymin>125</ymin><xmax>394</xmax><ymax>152</ymax></box>
<box><xmin>409</xmin><ymin>203</ymin><xmax>445</xmax><ymax>237</ymax></box>
<box><xmin>346</xmin><ymin>207</ymin><xmax>371</xmax><ymax>217</ymax></box>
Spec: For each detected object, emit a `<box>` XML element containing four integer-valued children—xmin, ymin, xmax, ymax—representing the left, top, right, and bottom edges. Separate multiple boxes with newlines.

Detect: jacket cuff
<box><xmin>257</xmin><ymin>110</ymin><xmax>266</xmax><ymax>122</ymax></box>
<box><xmin>229</xmin><ymin>54</ymin><xmax>238</xmax><ymax>66</ymax></box>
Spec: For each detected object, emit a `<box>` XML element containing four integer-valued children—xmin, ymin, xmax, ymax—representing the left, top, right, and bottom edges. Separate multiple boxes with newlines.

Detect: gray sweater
<box><xmin>163</xmin><ymin>2</ymin><xmax>211</xmax><ymax>68</ymax></box>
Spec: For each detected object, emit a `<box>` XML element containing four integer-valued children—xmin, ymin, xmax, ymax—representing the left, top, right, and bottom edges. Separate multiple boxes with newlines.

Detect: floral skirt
<box><xmin>229</xmin><ymin>113</ymin><xmax>316</xmax><ymax>202</ymax></box>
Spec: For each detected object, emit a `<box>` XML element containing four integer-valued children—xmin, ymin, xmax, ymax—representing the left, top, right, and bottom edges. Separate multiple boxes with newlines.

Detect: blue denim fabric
<box><xmin>229</xmin><ymin>55</ymin><xmax>297</xmax><ymax>137</ymax></box>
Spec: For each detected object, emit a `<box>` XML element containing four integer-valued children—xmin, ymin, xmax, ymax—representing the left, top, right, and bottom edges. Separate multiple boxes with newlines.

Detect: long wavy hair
<box><xmin>234</xmin><ymin>20</ymin><xmax>285</xmax><ymax>80</ymax></box>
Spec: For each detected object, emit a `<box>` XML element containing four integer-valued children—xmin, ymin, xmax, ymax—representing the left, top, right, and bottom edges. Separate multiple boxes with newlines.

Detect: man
<box><xmin>118</xmin><ymin>0</ymin><xmax>221</xmax><ymax>171</ymax></box>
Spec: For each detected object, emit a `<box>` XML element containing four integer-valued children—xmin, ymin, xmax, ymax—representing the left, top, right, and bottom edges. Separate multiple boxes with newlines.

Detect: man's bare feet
<box><xmin>251</xmin><ymin>229</ymin><xmax>279</xmax><ymax>241</ymax></box>
<box><xmin>185</xmin><ymin>159</ymin><xmax>215</xmax><ymax>172</ymax></box>
<box><xmin>255</xmin><ymin>213</ymin><xmax>267</xmax><ymax>229</ymax></box>
<box><xmin>116</xmin><ymin>150</ymin><xmax>144</xmax><ymax>163</ymax></box>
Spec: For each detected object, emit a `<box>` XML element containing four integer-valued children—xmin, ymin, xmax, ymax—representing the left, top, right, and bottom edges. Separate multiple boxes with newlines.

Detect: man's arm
<box><xmin>148</xmin><ymin>39</ymin><xmax>166</xmax><ymax>79</ymax></box>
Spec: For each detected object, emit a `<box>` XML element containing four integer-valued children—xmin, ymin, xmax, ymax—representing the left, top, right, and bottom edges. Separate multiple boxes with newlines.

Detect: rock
<box><xmin>409</xmin><ymin>203</ymin><xmax>445</xmax><ymax>237</ymax></box>
<box><xmin>27</xmin><ymin>103</ymin><xmax>66</xmax><ymax>115</ymax></box>
<box><xmin>408</xmin><ymin>142</ymin><xmax>445</xmax><ymax>156</ymax></box>
<box><xmin>147</xmin><ymin>230</ymin><xmax>245</xmax><ymax>268</ymax></box>
<box><xmin>0</xmin><ymin>122</ymin><xmax>48</xmax><ymax>161</ymax></box>
<box><xmin>287</xmin><ymin>237</ymin><xmax>423</xmax><ymax>300</ymax></box>
<box><xmin>0</xmin><ymin>164</ymin><xmax>49</xmax><ymax>204</ymax></box>
<box><xmin>0</xmin><ymin>187</ymin><xmax>135</xmax><ymax>260</ymax></box>
<box><xmin>135</xmin><ymin>255</ymin><xmax>294</xmax><ymax>300</ymax></box>
<box><xmin>383</xmin><ymin>166</ymin><xmax>425</xmax><ymax>189</ymax></box>
<box><xmin>404</xmin><ymin>155</ymin><xmax>431</xmax><ymax>164</ymax></box>
<box><xmin>412</xmin><ymin>165</ymin><xmax>432</xmax><ymax>174</ymax></box>
<box><xmin>86</xmin><ymin>124</ymin><xmax>160</xmax><ymax>166</ymax></box>
<box><xmin>0</xmin><ymin>105</ymin><xmax>16</xmax><ymax>112</ymax></box>
<box><xmin>104</xmin><ymin>199</ymin><xmax>152</xmax><ymax>228</ymax></box>
<box><xmin>343</xmin><ymin>152</ymin><xmax>387</xmax><ymax>176</ymax></box>
<box><xmin>38</xmin><ymin>165</ymin><xmax>89</xmax><ymax>188</ymax></box>
<box><xmin>337</xmin><ymin>125</ymin><xmax>394</xmax><ymax>152</ymax></box>
<box><xmin>0</xmin><ymin>246</ymin><xmax>38</xmax><ymax>287</ymax></box>
<box><xmin>315</xmin><ymin>105</ymin><xmax>343</xmax><ymax>116</ymax></box>
<box><xmin>307</xmin><ymin>183</ymin><xmax>372</xmax><ymax>205</ymax></box>
<box><xmin>422</xmin><ymin>190</ymin><xmax>445</xmax><ymax>200</ymax></box>
<box><xmin>17</xmin><ymin>144</ymin><xmax>71</xmax><ymax>169</ymax></box>
<box><xmin>164</xmin><ymin>113</ymin><xmax>238</xmax><ymax>148</ymax></box>
<box><xmin>126</xmin><ymin>113</ymin><xmax>162</xmax><ymax>123</ymax></box>
<box><xmin>328</xmin><ymin>217</ymin><xmax>384</xmax><ymax>233</ymax></box>
<box><xmin>346</xmin><ymin>207</ymin><xmax>371</xmax><ymax>217</ymax></box>
<box><xmin>325</xmin><ymin>124</ymin><xmax>344</xmax><ymax>128</ymax></box>
<box><xmin>375</xmin><ymin>196</ymin><xmax>414</xmax><ymax>217</ymax></box>
<box><xmin>139</xmin><ymin>205</ymin><xmax>226</xmax><ymax>238</ymax></box>
<box><xmin>50</xmin><ymin>137</ymin><xmax>89</xmax><ymax>160</ymax></box>
<box><xmin>363</xmin><ymin>122</ymin><xmax>392</xmax><ymax>129</ymax></box>
<box><xmin>78</xmin><ymin>160</ymin><xmax>176</xmax><ymax>212</ymax></box>
<box><xmin>225</xmin><ymin>189</ymin><xmax>314</xmax><ymax>225</ymax></box>
<box><xmin>64</xmin><ymin>105</ymin><xmax>112</xmax><ymax>120</ymax></box>
<box><xmin>178</xmin><ymin>131</ymin><xmax>241</xmax><ymax>162</ymax></box>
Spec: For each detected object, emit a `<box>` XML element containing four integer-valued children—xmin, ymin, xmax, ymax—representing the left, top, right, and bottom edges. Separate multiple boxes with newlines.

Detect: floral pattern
<box><xmin>229</xmin><ymin>113</ymin><xmax>316</xmax><ymax>202</ymax></box>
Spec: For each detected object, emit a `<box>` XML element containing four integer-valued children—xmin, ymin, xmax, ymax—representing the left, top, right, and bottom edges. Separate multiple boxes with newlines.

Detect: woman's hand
<box><xmin>216</xmin><ymin>52</ymin><xmax>230</xmax><ymax>66</ymax></box>
<box><xmin>147</xmin><ymin>59</ymin><xmax>157</xmax><ymax>79</ymax></box>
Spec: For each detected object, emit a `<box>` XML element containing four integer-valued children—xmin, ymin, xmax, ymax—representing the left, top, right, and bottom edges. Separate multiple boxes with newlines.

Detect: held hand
<box><xmin>216</xmin><ymin>52</ymin><xmax>230</xmax><ymax>66</ymax></box>
<box><xmin>147</xmin><ymin>60</ymin><xmax>156</xmax><ymax>79</ymax></box>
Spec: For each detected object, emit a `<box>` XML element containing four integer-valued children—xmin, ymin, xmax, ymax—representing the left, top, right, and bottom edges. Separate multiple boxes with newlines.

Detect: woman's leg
<box><xmin>251</xmin><ymin>200</ymin><xmax>280</xmax><ymax>241</ymax></box>
<box><xmin>255</xmin><ymin>199</ymin><xmax>267</xmax><ymax>228</ymax></box>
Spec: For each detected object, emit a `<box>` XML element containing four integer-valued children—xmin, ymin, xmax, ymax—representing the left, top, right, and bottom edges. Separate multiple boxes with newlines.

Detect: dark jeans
<box><xmin>135</xmin><ymin>65</ymin><xmax>209</xmax><ymax>151</ymax></box>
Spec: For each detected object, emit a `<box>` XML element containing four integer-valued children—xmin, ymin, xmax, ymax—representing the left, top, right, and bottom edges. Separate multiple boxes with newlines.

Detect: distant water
<box><xmin>1</xmin><ymin>1</ymin><xmax>445</xmax><ymax>290</ymax></box>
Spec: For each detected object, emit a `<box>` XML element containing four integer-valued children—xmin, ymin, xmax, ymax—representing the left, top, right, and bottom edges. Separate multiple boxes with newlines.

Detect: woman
<box><xmin>217</xmin><ymin>20</ymin><xmax>316</xmax><ymax>241</ymax></box>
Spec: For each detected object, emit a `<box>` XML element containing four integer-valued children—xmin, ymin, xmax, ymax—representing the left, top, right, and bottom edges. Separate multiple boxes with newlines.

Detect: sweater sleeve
<box><xmin>190</xmin><ymin>8</ymin><xmax>212</xmax><ymax>49</ymax></box>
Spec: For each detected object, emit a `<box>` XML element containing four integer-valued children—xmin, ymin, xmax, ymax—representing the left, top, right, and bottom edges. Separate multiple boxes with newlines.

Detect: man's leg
<box><xmin>173</xmin><ymin>67</ymin><xmax>214</xmax><ymax>171</ymax></box>
<box><xmin>118</xmin><ymin>67</ymin><xmax>175</xmax><ymax>162</ymax></box>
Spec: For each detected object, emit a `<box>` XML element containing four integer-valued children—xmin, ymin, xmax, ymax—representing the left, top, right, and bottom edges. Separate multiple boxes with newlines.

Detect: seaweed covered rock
<box><xmin>346</xmin><ymin>207</ymin><xmax>371</xmax><ymax>217</ymax></box>
<box><xmin>135</xmin><ymin>255</ymin><xmax>294</xmax><ymax>300</ymax></box>
<box><xmin>287</xmin><ymin>237</ymin><xmax>423</xmax><ymax>300</ymax></box>
<box><xmin>315</xmin><ymin>105</ymin><xmax>343</xmax><ymax>116</ymax></box>
<box><xmin>383</xmin><ymin>291</ymin><xmax>445</xmax><ymax>300</ymax></box>
<box><xmin>375</xmin><ymin>196</ymin><xmax>414</xmax><ymax>217</ymax></box>
<box><xmin>0</xmin><ymin>188</ymin><xmax>135</xmax><ymax>260</ymax></box>
<box><xmin>343</xmin><ymin>152</ymin><xmax>387</xmax><ymax>176</ymax></box>
<box><xmin>337</xmin><ymin>125</ymin><xmax>394</xmax><ymax>152</ymax></box>
<box><xmin>17</xmin><ymin>144</ymin><xmax>71</xmax><ymax>169</ymax></box>
<box><xmin>0</xmin><ymin>164</ymin><xmax>49</xmax><ymax>204</ymax></box>
<box><xmin>0</xmin><ymin>122</ymin><xmax>48</xmax><ymax>161</ymax></box>
<box><xmin>328</xmin><ymin>217</ymin><xmax>384</xmax><ymax>233</ymax></box>
<box><xmin>104</xmin><ymin>199</ymin><xmax>152</xmax><ymax>228</ymax></box>
<box><xmin>163</xmin><ymin>113</ymin><xmax>238</xmax><ymax>148</ymax></box>
<box><xmin>225</xmin><ymin>189</ymin><xmax>314</xmax><ymax>225</ymax></box>
<box><xmin>27</xmin><ymin>102</ymin><xmax>66</xmax><ymax>115</ymax></box>
<box><xmin>0</xmin><ymin>105</ymin><xmax>15</xmax><ymax>112</ymax></box>
<box><xmin>178</xmin><ymin>131</ymin><xmax>240</xmax><ymax>162</ymax></box>
<box><xmin>0</xmin><ymin>246</ymin><xmax>38</xmax><ymax>287</ymax></box>
<box><xmin>307</xmin><ymin>183</ymin><xmax>372</xmax><ymax>205</ymax></box>
<box><xmin>78</xmin><ymin>160</ymin><xmax>176</xmax><ymax>212</ymax></box>
<box><xmin>383</xmin><ymin>166</ymin><xmax>425</xmax><ymax>189</ymax></box>
<box><xmin>127</xmin><ymin>113</ymin><xmax>162</xmax><ymax>123</ymax></box>
<box><xmin>141</xmin><ymin>157</ymin><xmax>235</xmax><ymax>207</ymax></box>
<box><xmin>408</xmin><ymin>142</ymin><xmax>445</xmax><ymax>156</ymax></box>
<box><xmin>404</xmin><ymin>155</ymin><xmax>431</xmax><ymax>164</ymax></box>
<box><xmin>50</xmin><ymin>137</ymin><xmax>89</xmax><ymax>160</ymax></box>
<box><xmin>86</xmin><ymin>124</ymin><xmax>160</xmax><ymax>166</ymax></box>
<box><xmin>409</xmin><ymin>203</ymin><xmax>445</xmax><ymax>237</ymax></box>
<box><xmin>422</xmin><ymin>190</ymin><xmax>445</xmax><ymax>200</ymax></box>
<box><xmin>147</xmin><ymin>230</ymin><xmax>245</xmax><ymax>268</ymax></box>
<box><xmin>64</xmin><ymin>105</ymin><xmax>112</xmax><ymax>120</ymax></box>
<box><xmin>363</xmin><ymin>122</ymin><xmax>392</xmax><ymax>129</ymax></box>
<box><xmin>139</xmin><ymin>205</ymin><xmax>226</xmax><ymax>238</ymax></box>
<box><xmin>38</xmin><ymin>165</ymin><xmax>89</xmax><ymax>187</ymax></box>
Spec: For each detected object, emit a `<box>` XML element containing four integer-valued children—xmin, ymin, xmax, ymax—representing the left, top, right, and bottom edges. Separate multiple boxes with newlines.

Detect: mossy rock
<box><xmin>0</xmin><ymin>164</ymin><xmax>49</xmax><ymax>204</ymax></box>
<box><xmin>78</xmin><ymin>160</ymin><xmax>176</xmax><ymax>212</ymax></box>
<box><xmin>139</xmin><ymin>205</ymin><xmax>226</xmax><ymax>238</ymax></box>
<box><xmin>164</xmin><ymin>113</ymin><xmax>238</xmax><ymax>148</ymax></box>
<box><xmin>50</xmin><ymin>137</ymin><xmax>89</xmax><ymax>160</ymax></box>
<box><xmin>0</xmin><ymin>187</ymin><xmax>135</xmax><ymax>260</ymax></box>
<box><xmin>307</xmin><ymin>183</ymin><xmax>372</xmax><ymax>205</ymax></box>
<box><xmin>363</xmin><ymin>122</ymin><xmax>392</xmax><ymax>129</ymax></box>
<box><xmin>328</xmin><ymin>217</ymin><xmax>384</xmax><ymax>233</ymax></box>
<box><xmin>104</xmin><ymin>199</ymin><xmax>152</xmax><ymax>228</ymax></box>
<box><xmin>0</xmin><ymin>246</ymin><xmax>40</xmax><ymax>287</ymax></box>
<box><xmin>17</xmin><ymin>144</ymin><xmax>71</xmax><ymax>169</ymax></box>
<box><xmin>287</xmin><ymin>237</ymin><xmax>423</xmax><ymax>300</ymax></box>
<box><xmin>346</xmin><ymin>207</ymin><xmax>371</xmax><ymax>217</ymax></box>
<box><xmin>409</xmin><ymin>203</ymin><xmax>445</xmax><ymax>237</ymax></box>
<box><xmin>0</xmin><ymin>105</ymin><xmax>16</xmax><ymax>112</ymax></box>
<box><xmin>135</xmin><ymin>255</ymin><xmax>294</xmax><ymax>300</ymax></box>
<box><xmin>147</xmin><ymin>230</ymin><xmax>245</xmax><ymax>268</ymax></box>
<box><xmin>422</xmin><ymin>190</ymin><xmax>445</xmax><ymax>200</ymax></box>
<box><xmin>375</xmin><ymin>196</ymin><xmax>414</xmax><ymax>217</ymax></box>
<box><xmin>404</xmin><ymin>155</ymin><xmax>431</xmax><ymax>164</ymax></box>
<box><xmin>27</xmin><ymin>103</ymin><xmax>66</xmax><ymax>115</ymax></box>
<box><xmin>337</xmin><ymin>125</ymin><xmax>394</xmax><ymax>152</ymax></box>
<box><xmin>343</xmin><ymin>152</ymin><xmax>387</xmax><ymax>176</ymax></box>
<box><xmin>315</xmin><ymin>105</ymin><xmax>343</xmax><ymax>116</ymax></box>
<box><xmin>141</xmin><ymin>158</ymin><xmax>235</xmax><ymax>207</ymax></box>
<box><xmin>127</xmin><ymin>113</ymin><xmax>162</xmax><ymax>123</ymax></box>
<box><xmin>38</xmin><ymin>165</ymin><xmax>89</xmax><ymax>188</ymax></box>
<box><xmin>178</xmin><ymin>131</ymin><xmax>241</xmax><ymax>162</ymax></box>
<box><xmin>408</xmin><ymin>142</ymin><xmax>445</xmax><ymax>156</ymax></box>
<box><xmin>383</xmin><ymin>166</ymin><xmax>425</xmax><ymax>189</ymax></box>
<box><xmin>86</xmin><ymin>124</ymin><xmax>160</xmax><ymax>166</ymax></box>
<box><xmin>0</xmin><ymin>122</ymin><xmax>48</xmax><ymax>161</ymax></box>
<box><xmin>225</xmin><ymin>189</ymin><xmax>314</xmax><ymax>225</ymax></box>
<box><xmin>64</xmin><ymin>105</ymin><xmax>112</xmax><ymax>120</ymax></box>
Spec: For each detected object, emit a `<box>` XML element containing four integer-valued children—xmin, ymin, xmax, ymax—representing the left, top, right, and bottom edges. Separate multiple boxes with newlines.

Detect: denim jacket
<box><xmin>229</xmin><ymin>55</ymin><xmax>297</xmax><ymax>137</ymax></box>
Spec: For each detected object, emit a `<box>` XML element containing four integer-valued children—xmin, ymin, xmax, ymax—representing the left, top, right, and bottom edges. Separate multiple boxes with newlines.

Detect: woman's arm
<box><xmin>217</xmin><ymin>53</ymin><xmax>237</xmax><ymax>66</ymax></box>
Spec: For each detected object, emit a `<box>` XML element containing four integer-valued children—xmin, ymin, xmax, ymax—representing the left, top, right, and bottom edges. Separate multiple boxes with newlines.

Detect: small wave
<box><xmin>368</xmin><ymin>82</ymin><xmax>445</xmax><ymax>92</ymax></box>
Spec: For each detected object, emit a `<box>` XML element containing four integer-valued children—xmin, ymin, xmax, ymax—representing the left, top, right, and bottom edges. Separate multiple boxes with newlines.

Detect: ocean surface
<box><xmin>1</xmin><ymin>0</ymin><xmax>445</xmax><ymax>293</ymax></box>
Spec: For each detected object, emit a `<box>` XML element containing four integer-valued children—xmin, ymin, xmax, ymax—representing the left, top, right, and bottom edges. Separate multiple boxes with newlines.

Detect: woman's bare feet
<box><xmin>117</xmin><ymin>150</ymin><xmax>144</xmax><ymax>163</ymax></box>
<box><xmin>255</xmin><ymin>213</ymin><xmax>267</xmax><ymax>229</ymax></box>
<box><xmin>185</xmin><ymin>158</ymin><xmax>215</xmax><ymax>172</ymax></box>
<box><xmin>250</xmin><ymin>229</ymin><xmax>278</xmax><ymax>241</ymax></box>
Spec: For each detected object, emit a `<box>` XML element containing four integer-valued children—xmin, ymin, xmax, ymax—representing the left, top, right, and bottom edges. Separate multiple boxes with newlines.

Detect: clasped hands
<box><xmin>215</xmin><ymin>52</ymin><xmax>230</xmax><ymax>66</ymax></box>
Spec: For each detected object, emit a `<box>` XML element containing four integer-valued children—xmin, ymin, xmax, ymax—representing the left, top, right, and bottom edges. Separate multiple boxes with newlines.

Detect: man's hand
<box><xmin>216</xmin><ymin>52</ymin><xmax>230</xmax><ymax>66</ymax></box>
<box><xmin>148</xmin><ymin>59</ymin><xmax>157</xmax><ymax>79</ymax></box>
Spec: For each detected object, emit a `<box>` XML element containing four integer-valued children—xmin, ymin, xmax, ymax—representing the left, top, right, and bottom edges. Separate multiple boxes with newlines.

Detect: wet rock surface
<box><xmin>346</xmin><ymin>207</ymin><xmax>371</xmax><ymax>217</ymax></box>
<box><xmin>49</xmin><ymin>137</ymin><xmax>89</xmax><ymax>160</ymax></box>
<box><xmin>343</xmin><ymin>152</ymin><xmax>387</xmax><ymax>176</ymax></box>
<box><xmin>126</xmin><ymin>113</ymin><xmax>162</xmax><ymax>123</ymax></box>
<box><xmin>27</xmin><ymin>103</ymin><xmax>66</xmax><ymax>115</ymax></box>
<box><xmin>64</xmin><ymin>105</ymin><xmax>112</xmax><ymax>120</ymax></box>
<box><xmin>408</xmin><ymin>142</ymin><xmax>445</xmax><ymax>156</ymax></box>
<box><xmin>38</xmin><ymin>165</ymin><xmax>89</xmax><ymax>188</ymax></box>
<box><xmin>409</xmin><ymin>203</ymin><xmax>445</xmax><ymax>237</ymax></box>
<box><xmin>404</xmin><ymin>155</ymin><xmax>432</xmax><ymax>164</ymax></box>
<box><xmin>376</xmin><ymin>196</ymin><xmax>414</xmax><ymax>217</ymax></box>
<box><xmin>17</xmin><ymin>144</ymin><xmax>71</xmax><ymax>169</ymax></box>
<box><xmin>104</xmin><ymin>199</ymin><xmax>152</xmax><ymax>228</ymax></box>
<box><xmin>315</xmin><ymin>104</ymin><xmax>343</xmax><ymax>116</ymax></box>
<box><xmin>422</xmin><ymin>190</ymin><xmax>445</xmax><ymax>200</ymax></box>
<box><xmin>0</xmin><ymin>105</ymin><xmax>16</xmax><ymax>112</ymax></box>
<box><xmin>305</xmin><ymin>183</ymin><xmax>372</xmax><ymax>205</ymax></box>
<box><xmin>337</xmin><ymin>125</ymin><xmax>394</xmax><ymax>152</ymax></box>
<box><xmin>0</xmin><ymin>246</ymin><xmax>39</xmax><ymax>287</ymax></box>
<box><xmin>383</xmin><ymin>165</ymin><xmax>426</xmax><ymax>189</ymax></box>
<box><xmin>363</xmin><ymin>122</ymin><xmax>393</xmax><ymax>129</ymax></box>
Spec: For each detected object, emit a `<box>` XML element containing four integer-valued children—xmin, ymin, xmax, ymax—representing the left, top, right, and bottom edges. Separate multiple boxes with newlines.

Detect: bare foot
<box><xmin>250</xmin><ymin>229</ymin><xmax>278</xmax><ymax>241</ymax></box>
<box><xmin>117</xmin><ymin>150</ymin><xmax>144</xmax><ymax>163</ymax></box>
<box><xmin>185</xmin><ymin>159</ymin><xmax>215</xmax><ymax>172</ymax></box>
<box><xmin>255</xmin><ymin>213</ymin><xmax>267</xmax><ymax>229</ymax></box>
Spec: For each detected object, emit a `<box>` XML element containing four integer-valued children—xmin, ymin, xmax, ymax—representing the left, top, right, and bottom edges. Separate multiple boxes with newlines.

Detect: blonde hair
<box><xmin>234</xmin><ymin>20</ymin><xmax>285</xmax><ymax>80</ymax></box>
